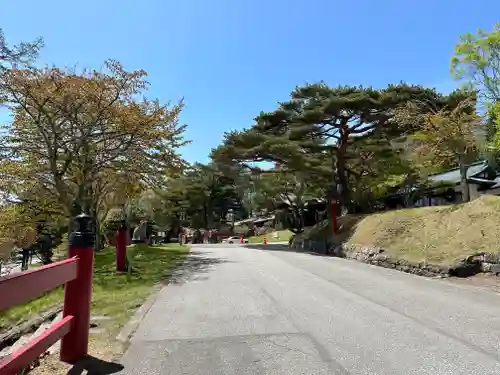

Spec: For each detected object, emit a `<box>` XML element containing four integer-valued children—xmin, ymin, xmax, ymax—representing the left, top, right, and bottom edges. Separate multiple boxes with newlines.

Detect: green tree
<box><xmin>346</xmin><ymin>135</ymin><xmax>418</xmax><ymax>211</ymax></box>
<box><xmin>451</xmin><ymin>23</ymin><xmax>500</xmax><ymax>102</ymax></box>
<box><xmin>246</xmin><ymin>172</ymin><xmax>286</xmax><ymax>215</ymax></box>
<box><xmin>214</xmin><ymin>83</ymin><xmax>439</xmax><ymax>213</ymax></box>
<box><xmin>0</xmin><ymin>60</ymin><xmax>188</xmax><ymax>248</ymax></box>
<box><xmin>395</xmin><ymin>90</ymin><xmax>480</xmax><ymax>202</ymax></box>
<box><xmin>489</xmin><ymin>102</ymin><xmax>500</xmax><ymax>155</ymax></box>
<box><xmin>271</xmin><ymin>170</ymin><xmax>326</xmax><ymax>233</ymax></box>
<box><xmin>0</xmin><ymin>29</ymin><xmax>43</xmax><ymax>69</ymax></box>
<box><xmin>0</xmin><ymin>61</ymin><xmax>187</xmax><ymax>217</ymax></box>
<box><xmin>451</xmin><ymin>22</ymin><xmax>500</xmax><ymax>164</ymax></box>
<box><xmin>158</xmin><ymin>163</ymin><xmax>246</xmax><ymax>232</ymax></box>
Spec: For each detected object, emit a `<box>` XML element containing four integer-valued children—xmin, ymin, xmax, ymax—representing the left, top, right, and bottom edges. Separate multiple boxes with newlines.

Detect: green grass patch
<box><xmin>0</xmin><ymin>243</ymin><xmax>189</xmax><ymax>334</ymax></box>
<box><xmin>249</xmin><ymin>230</ymin><xmax>293</xmax><ymax>243</ymax></box>
<box><xmin>91</xmin><ymin>243</ymin><xmax>189</xmax><ymax>334</ymax></box>
<box><xmin>0</xmin><ymin>288</ymin><xmax>65</xmax><ymax>331</ymax></box>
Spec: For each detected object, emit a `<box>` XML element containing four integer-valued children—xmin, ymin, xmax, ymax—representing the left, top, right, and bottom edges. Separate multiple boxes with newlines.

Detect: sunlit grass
<box><xmin>0</xmin><ymin>243</ymin><xmax>189</xmax><ymax>333</ymax></box>
<box><xmin>296</xmin><ymin>195</ymin><xmax>500</xmax><ymax>266</ymax></box>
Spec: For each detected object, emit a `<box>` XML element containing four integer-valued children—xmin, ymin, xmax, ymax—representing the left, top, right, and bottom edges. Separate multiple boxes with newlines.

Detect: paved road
<box><xmin>119</xmin><ymin>244</ymin><xmax>500</xmax><ymax>374</ymax></box>
<box><xmin>1</xmin><ymin>258</ymin><xmax>40</xmax><ymax>277</ymax></box>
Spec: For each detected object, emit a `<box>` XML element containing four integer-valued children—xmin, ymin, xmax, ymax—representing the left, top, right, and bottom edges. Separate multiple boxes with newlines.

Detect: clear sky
<box><xmin>1</xmin><ymin>1</ymin><xmax>499</xmax><ymax>163</ymax></box>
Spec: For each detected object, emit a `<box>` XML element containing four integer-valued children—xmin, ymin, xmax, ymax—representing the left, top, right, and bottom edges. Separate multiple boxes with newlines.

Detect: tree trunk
<box><xmin>458</xmin><ymin>154</ymin><xmax>470</xmax><ymax>202</ymax></box>
<box><xmin>285</xmin><ymin>207</ymin><xmax>304</xmax><ymax>234</ymax></box>
<box><xmin>335</xmin><ymin>153</ymin><xmax>352</xmax><ymax>214</ymax></box>
<box><xmin>203</xmin><ymin>201</ymin><xmax>209</xmax><ymax>229</ymax></box>
<box><xmin>94</xmin><ymin>218</ymin><xmax>102</xmax><ymax>251</ymax></box>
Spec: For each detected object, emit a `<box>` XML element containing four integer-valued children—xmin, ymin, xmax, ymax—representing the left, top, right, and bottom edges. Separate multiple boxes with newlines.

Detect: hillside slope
<box><xmin>297</xmin><ymin>195</ymin><xmax>500</xmax><ymax>265</ymax></box>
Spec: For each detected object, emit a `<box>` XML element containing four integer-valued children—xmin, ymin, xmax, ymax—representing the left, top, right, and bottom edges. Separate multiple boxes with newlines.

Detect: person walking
<box><xmin>21</xmin><ymin>246</ymin><xmax>31</xmax><ymax>271</ymax></box>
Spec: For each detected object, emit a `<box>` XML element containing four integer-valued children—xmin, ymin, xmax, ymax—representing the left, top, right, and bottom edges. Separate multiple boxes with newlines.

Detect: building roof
<box><xmin>233</xmin><ymin>215</ymin><xmax>275</xmax><ymax>226</ymax></box>
<box><xmin>487</xmin><ymin>176</ymin><xmax>500</xmax><ymax>190</ymax></box>
<box><xmin>390</xmin><ymin>160</ymin><xmax>495</xmax><ymax>197</ymax></box>
<box><xmin>428</xmin><ymin>160</ymin><xmax>489</xmax><ymax>185</ymax></box>
<box><xmin>253</xmin><ymin>216</ymin><xmax>275</xmax><ymax>224</ymax></box>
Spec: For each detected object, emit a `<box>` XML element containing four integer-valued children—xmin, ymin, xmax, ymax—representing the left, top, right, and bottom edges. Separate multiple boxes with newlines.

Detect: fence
<box><xmin>0</xmin><ymin>214</ymin><xmax>95</xmax><ymax>375</ymax></box>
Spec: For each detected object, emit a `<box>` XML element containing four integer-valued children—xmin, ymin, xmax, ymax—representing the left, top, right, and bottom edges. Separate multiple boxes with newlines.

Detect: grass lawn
<box><xmin>249</xmin><ymin>230</ymin><xmax>293</xmax><ymax>244</ymax></box>
<box><xmin>0</xmin><ymin>243</ymin><xmax>189</xmax><ymax>336</ymax></box>
<box><xmin>89</xmin><ymin>243</ymin><xmax>189</xmax><ymax>334</ymax></box>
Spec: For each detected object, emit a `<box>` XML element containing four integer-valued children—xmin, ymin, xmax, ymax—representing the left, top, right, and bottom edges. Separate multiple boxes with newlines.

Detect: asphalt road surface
<box><xmin>119</xmin><ymin>244</ymin><xmax>500</xmax><ymax>374</ymax></box>
<box><xmin>1</xmin><ymin>257</ymin><xmax>40</xmax><ymax>277</ymax></box>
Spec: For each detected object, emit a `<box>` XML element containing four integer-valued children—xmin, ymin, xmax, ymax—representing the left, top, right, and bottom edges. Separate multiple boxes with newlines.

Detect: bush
<box><xmin>103</xmin><ymin>208</ymin><xmax>127</xmax><ymax>246</ymax></box>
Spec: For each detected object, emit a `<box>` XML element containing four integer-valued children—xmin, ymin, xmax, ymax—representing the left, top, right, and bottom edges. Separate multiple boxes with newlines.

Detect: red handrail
<box><xmin>0</xmin><ymin>316</ymin><xmax>74</xmax><ymax>374</ymax></box>
<box><xmin>0</xmin><ymin>239</ymin><xmax>94</xmax><ymax>375</ymax></box>
<box><xmin>0</xmin><ymin>258</ymin><xmax>78</xmax><ymax>311</ymax></box>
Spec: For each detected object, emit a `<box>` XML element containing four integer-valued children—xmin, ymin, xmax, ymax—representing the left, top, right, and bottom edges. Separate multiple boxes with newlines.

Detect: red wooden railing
<box><xmin>0</xmin><ymin>214</ymin><xmax>94</xmax><ymax>375</ymax></box>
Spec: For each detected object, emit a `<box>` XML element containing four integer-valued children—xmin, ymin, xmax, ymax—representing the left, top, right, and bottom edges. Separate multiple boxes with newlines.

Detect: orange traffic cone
<box><xmin>263</xmin><ymin>236</ymin><xmax>268</xmax><ymax>245</ymax></box>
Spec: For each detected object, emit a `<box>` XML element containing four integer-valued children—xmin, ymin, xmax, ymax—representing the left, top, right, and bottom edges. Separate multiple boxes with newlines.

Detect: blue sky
<box><xmin>1</xmin><ymin>1</ymin><xmax>499</xmax><ymax>163</ymax></box>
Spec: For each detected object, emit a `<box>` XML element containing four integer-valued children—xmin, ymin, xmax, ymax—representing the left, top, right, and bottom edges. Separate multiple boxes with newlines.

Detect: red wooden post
<box><xmin>60</xmin><ymin>213</ymin><xmax>95</xmax><ymax>363</ymax></box>
<box><xmin>328</xmin><ymin>194</ymin><xmax>338</xmax><ymax>235</ymax></box>
<box><xmin>330</xmin><ymin>199</ymin><xmax>338</xmax><ymax>234</ymax></box>
<box><xmin>116</xmin><ymin>220</ymin><xmax>127</xmax><ymax>272</ymax></box>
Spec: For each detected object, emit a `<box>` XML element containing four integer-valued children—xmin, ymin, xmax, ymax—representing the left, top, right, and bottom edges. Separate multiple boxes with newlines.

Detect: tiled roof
<box><xmin>391</xmin><ymin>160</ymin><xmax>493</xmax><ymax>197</ymax></box>
<box><xmin>488</xmin><ymin>176</ymin><xmax>500</xmax><ymax>189</ymax></box>
<box><xmin>428</xmin><ymin>161</ymin><xmax>489</xmax><ymax>184</ymax></box>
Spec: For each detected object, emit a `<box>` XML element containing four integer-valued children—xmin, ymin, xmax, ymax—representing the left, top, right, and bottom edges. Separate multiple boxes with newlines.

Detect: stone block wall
<box><xmin>290</xmin><ymin>238</ymin><xmax>500</xmax><ymax>278</ymax></box>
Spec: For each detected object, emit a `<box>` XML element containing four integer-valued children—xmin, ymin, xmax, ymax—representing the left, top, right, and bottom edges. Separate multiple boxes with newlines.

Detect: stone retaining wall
<box><xmin>291</xmin><ymin>238</ymin><xmax>500</xmax><ymax>278</ymax></box>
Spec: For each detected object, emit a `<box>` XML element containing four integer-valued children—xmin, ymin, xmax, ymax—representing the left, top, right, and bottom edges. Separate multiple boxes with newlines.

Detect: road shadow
<box><xmin>244</xmin><ymin>215</ymin><xmax>365</xmax><ymax>258</ymax></box>
<box><xmin>167</xmin><ymin>251</ymin><xmax>234</xmax><ymax>285</ymax></box>
<box><xmin>242</xmin><ymin>243</ymin><xmax>334</xmax><ymax>258</ymax></box>
<box><xmin>67</xmin><ymin>355</ymin><xmax>123</xmax><ymax>375</ymax></box>
<box><xmin>243</xmin><ymin>244</ymin><xmax>293</xmax><ymax>252</ymax></box>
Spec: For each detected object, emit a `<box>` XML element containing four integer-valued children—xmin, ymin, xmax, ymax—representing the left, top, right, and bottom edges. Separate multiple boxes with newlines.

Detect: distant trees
<box><xmin>156</xmin><ymin>160</ymin><xmax>331</xmax><ymax>235</ymax></box>
<box><xmin>156</xmin><ymin>164</ymin><xmax>246</xmax><ymax>233</ymax></box>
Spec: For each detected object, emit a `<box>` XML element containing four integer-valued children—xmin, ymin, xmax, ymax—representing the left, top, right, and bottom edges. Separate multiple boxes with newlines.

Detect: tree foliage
<box><xmin>395</xmin><ymin>90</ymin><xmax>480</xmax><ymax>201</ymax></box>
<box><xmin>213</xmin><ymin>83</ymin><xmax>441</xmax><ymax>213</ymax></box>
<box><xmin>451</xmin><ymin>22</ymin><xmax>500</xmax><ymax>166</ymax></box>
<box><xmin>0</xmin><ymin>60</ymin><xmax>188</xmax><ymax>222</ymax></box>
<box><xmin>157</xmin><ymin>164</ymin><xmax>246</xmax><ymax>232</ymax></box>
<box><xmin>490</xmin><ymin>102</ymin><xmax>500</xmax><ymax>151</ymax></box>
<box><xmin>0</xmin><ymin>23</ymin><xmax>495</xmax><ymax>251</ymax></box>
<box><xmin>451</xmin><ymin>23</ymin><xmax>500</xmax><ymax>102</ymax></box>
<box><xmin>0</xmin><ymin>58</ymin><xmax>189</xmax><ymax>253</ymax></box>
<box><xmin>0</xmin><ymin>28</ymin><xmax>43</xmax><ymax>70</ymax></box>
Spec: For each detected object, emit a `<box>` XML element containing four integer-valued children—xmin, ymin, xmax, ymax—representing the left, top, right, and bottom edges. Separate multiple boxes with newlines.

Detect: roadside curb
<box><xmin>116</xmin><ymin>285</ymin><xmax>162</xmax><ymax>346</ymax></box>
